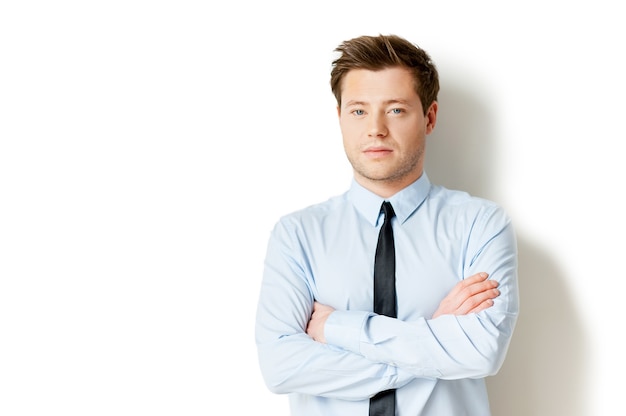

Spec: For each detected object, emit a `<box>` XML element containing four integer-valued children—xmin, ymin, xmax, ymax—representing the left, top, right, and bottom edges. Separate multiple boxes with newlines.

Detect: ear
<box><xmin>336</xmin><ymin>105</ymin><xmax>341</xmax><ymax>118</ymax></box>
<box><xmin>425</xmin><ymin>101</ymin><xmax>438</xmax><ymax>135</ymax></box>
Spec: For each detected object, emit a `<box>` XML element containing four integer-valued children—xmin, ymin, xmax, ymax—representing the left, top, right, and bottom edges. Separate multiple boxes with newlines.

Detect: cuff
<box><xmin>324</xmin><ymin>310</ymin><xmax>372</xmax><ymax>354</ymax></box>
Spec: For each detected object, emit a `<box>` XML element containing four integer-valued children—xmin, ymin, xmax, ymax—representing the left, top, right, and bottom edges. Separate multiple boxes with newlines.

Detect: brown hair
<box><xmin>330</xmin><ymin>34</ymin><xmax>439</xmax><ymax>114</ymax></box>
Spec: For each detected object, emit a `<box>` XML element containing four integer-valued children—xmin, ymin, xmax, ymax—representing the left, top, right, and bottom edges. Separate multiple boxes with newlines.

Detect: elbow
<box><xmin>473</xmin><ymin>311</ymin><xmax>517</xmax><ymax>377</ymax></box>
<box><xmin>481</xmin><ymin>354</ymin><xmax>505</xmax><ymax>377</ymax></box>
<box><xmin>485</xmin><ymin>338</ymin><xmax>513</xmax><ymax>376</ymax></box>
<box><xmin>449</xmin><ymin>327</ymin><xmax>514</xmax><ymax>379</ymax></box>
<box><xmin>259</xmin><ymin>366</ymin><xmax>291</xmax><ymax>395</ymax></box>
<box><xmin>263</xmin><ymin>379</ymin><xmax>288</xmax><ymax>395</ymax></box>
<box><xmin>472</xmin><ymin>332</ymin><xmax>513</xmax><ymax>377</ymax></box>
<box><xmin>256</xmin><ymin>346</ymin><xmax>295</xmax><ymax>395</ymax></box>
<box><xmin>444</xmin><ymin>347</ymin><xmax>507</xmax><ymax>379</ymax></box>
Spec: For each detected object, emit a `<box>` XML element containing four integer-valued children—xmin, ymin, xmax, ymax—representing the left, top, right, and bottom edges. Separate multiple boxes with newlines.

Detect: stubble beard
<box><xmin>349</xmin><ymin>146</ymin><xmax>424</xmax><ymax>185</ymax></box>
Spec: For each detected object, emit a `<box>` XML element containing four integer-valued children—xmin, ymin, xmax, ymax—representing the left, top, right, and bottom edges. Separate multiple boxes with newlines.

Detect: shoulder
<box><xmin>274</xmin><ymin>192</ymin><xmax>351</xmax><ymax>231</ymax></box>
<box><xmin>428</xmin><ymin>184</ymin><xmax>511</xmax><ymax>225</ymax></box>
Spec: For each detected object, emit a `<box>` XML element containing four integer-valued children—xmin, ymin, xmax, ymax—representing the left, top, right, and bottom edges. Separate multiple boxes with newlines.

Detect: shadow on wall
<box><xmin>487</xmin><ymin>238</ymin><xmax>588</xmax><ymax>416</ymax></box>
<box><xmin>425</xmin><ymin>81</ymin><xmax>588</xmax><ymax>416</ymax></box>
<box><xmin>424</xmin><ymin>78</ymin><xmax>494</xmax><ymax>199</ymax></box>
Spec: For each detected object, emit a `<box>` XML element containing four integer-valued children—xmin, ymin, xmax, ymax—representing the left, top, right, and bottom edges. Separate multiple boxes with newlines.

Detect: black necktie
<box><xmin>369</xmin><ymin>201</ymin><xmax>396</xmax><ymax>416</ymax></box>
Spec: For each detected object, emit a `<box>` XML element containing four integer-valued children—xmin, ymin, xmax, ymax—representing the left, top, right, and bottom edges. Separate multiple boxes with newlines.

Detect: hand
<box><xmin>306</xmin><ymin>301</ymin><xmax>335</xmax><ymax>343</ymax></box>
<box><xmin>432</xmin><ymin>272</ymin><xmax>499</xmax><ymax>319</ymax></box>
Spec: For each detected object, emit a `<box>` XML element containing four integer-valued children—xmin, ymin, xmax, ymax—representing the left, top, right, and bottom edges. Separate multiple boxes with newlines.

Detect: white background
<box><xmin>1</xmin><ymin>1</ymin><xmax>624</xmax><ymax>415</ymax></box>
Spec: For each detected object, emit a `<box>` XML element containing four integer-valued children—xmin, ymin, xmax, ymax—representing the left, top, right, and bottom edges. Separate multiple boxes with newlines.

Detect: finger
<box><xmin>466</xmin><ymin>298</ymin><xmax>495</xmax><ymax>315</ymax></box>
<box><xmin>458</xmin><ymin>277</ymin><xmax>498</xmax><ymax>300</ymax></box>
<box><xmin>458</xmin><ymin>288</ymin><xmax>500</xmax><ymax>314</ymax></box>
<box><xmin>449</xmin><ymin>272</ymin><xmax>490</xmax><ymax>297</ymax></box>
<box><xmin>438</xmin><ymin>278</ymin><xmax>491</xmax><ymax>313</ymax></box>
<box><xmin>465</xmin><ymin>272</ymin><xmax>490</xmax><ymax>284</ymax></box>
<box><xmin>461</xmin><ymin>280</ymin><xmax>498</xmax><ymax>298</ymax></box>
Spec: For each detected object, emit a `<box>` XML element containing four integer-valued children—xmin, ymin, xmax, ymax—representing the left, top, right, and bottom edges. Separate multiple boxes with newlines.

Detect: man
<box><xmin>255</xmin><ymin>34</ymin><xmax>519</xmax><ymax>415</ymax></box>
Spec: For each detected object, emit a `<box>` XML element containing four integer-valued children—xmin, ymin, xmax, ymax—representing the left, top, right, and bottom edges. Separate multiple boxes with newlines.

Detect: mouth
<box><xmin>363</xmin><ymin>146</ymin><xmax>393</xmax><ymax>158</ymax></box>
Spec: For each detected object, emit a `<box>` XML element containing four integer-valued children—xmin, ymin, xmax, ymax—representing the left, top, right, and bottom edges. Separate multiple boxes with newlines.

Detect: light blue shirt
<box><xmin>255</xmin><ymin>173</ymin><xmax>519</xmax><ymax>415</ymax></box>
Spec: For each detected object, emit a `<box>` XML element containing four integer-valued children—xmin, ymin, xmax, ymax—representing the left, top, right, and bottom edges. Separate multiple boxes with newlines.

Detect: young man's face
<box><xmin>338</xmin><ymin>66</ymin><xmax>437</xmax><ymax>197</ymax></box>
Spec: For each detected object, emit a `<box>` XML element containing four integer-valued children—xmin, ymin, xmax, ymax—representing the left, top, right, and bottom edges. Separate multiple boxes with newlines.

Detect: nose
<box><xmin>368</xmin><ymin>113</ymin><xmax>388</xmax><ymax>138</ymax></box>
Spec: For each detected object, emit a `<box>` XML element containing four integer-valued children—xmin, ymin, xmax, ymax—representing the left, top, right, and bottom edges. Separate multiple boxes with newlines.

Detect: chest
<box><xmin>305</xmin><ymin>223</ymin><xmax>466</xmax><ymax>320</ymax></box>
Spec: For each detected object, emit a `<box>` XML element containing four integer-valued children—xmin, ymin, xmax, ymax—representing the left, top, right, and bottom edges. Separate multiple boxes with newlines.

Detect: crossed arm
<box><xmin>307</xmin><ymin>272</ymin><xmax>499</xmax><ymax>344</ymax></box>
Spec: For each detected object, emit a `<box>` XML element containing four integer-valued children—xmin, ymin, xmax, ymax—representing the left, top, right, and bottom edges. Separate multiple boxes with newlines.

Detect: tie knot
<box><xmin>381</xmin><ymin>201</ymin><xmax>395</xmax><ymax>221</ymax></box>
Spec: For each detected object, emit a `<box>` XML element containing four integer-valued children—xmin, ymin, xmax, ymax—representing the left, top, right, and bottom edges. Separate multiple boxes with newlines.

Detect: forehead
<box><xmin>341</xmin><ymin>67</ymin><xmax>418</xmax><ymax>104</ymax></box>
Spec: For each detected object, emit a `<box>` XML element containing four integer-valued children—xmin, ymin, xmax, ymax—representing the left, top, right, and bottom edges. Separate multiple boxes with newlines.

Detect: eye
<box><xmin>390</xmin><ymin>108</ymin><xmax>404</xmax><ymax>114</ymax></box>
<box><xmin>352</xmin><ymin>109</ymin><xmax>365</xmax><ymax>116</ymax></box>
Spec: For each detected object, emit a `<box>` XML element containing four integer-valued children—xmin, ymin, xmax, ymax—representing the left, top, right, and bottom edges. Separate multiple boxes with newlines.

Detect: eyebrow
<box><xmin>344</xmin><ymin>99</ymin><xmax>413</xmax><ymax>107</ymax></box>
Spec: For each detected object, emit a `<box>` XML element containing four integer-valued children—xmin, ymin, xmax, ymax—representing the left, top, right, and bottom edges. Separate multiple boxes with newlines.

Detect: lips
<box><xmin>364</xmin><ymin>146</ymin><xmax>393</xmax><ymax>157</ymax></box>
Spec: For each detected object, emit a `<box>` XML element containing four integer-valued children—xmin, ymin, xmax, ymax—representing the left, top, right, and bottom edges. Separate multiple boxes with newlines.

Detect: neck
<box><xmin>354</xmin><ymin>171</ymin><xmax>423</xmax><ymax>198</ymax></box>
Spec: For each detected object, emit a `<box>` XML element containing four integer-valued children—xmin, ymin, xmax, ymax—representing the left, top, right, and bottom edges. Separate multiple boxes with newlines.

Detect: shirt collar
<box><xmin>348</xmin><ymin>173</ymin><xmax>432</xmax><ymax>226</ymax></box>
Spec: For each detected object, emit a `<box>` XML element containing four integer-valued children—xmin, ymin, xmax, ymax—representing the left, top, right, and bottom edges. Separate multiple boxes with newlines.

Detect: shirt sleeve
<box><xmin>254</xmin><ymin>218</ymin><xmax>417</xmax><ymax>400</ymax></box>
<box><xmin>324</xmin><ymin>205</ymin><xmax>519</xmax><ymax>379</ymax></box>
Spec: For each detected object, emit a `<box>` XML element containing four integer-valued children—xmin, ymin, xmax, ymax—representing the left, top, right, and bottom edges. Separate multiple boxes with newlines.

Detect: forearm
<box><xmin>325</xmin><ymin>310</ymin><xmax>514</xmax><ymax>379</ymax></box>
<box><xmin>324</xmin><ymin>217</ymin><xmax>519</xmax><ymax>379</ymax></box>
<box><xmin>256</xmin><ymin>329</ymin><xmax>415</xmax><ymax>400</ymax></box>
<box><xmin>256</xmin><ymin>224</ymin><xmax>415</xmax><ymax>399</ymax></box>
